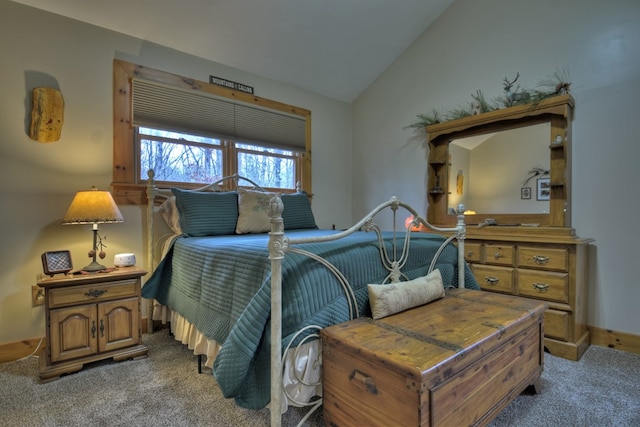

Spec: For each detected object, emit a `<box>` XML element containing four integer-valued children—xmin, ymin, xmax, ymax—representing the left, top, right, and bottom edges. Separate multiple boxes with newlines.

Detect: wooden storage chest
<box><xmin>320</xmin><ymin>288</ymin><xmax>547</xmax><ymax>427</ymax></box>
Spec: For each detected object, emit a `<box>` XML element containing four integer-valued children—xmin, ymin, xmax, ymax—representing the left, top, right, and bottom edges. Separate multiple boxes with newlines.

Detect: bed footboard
<box><xmin>267</xmin><ymin>196</ymin><xmax>467</xmax><ymax>427</ymax></box>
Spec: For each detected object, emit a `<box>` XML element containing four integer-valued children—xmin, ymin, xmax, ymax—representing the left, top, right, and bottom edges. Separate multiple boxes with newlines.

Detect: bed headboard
<box><xmin>146</xmin><ymin>169</ymin><xmax>269</xmax><ymax>264</ymax></box>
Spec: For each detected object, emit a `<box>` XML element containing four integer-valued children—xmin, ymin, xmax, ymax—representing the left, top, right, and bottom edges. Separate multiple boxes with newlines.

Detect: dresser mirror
<box><xmin>448</xmin><ymin>122</ymin><xmax>550</xmax><ymax>215</ymax></box>
<box><xmin>425</xmin><ymin>95</ymin><xmax>574</xmax><ymax>228</ymax></box>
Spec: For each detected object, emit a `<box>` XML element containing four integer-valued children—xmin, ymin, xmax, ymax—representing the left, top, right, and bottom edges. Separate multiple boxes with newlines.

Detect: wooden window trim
<box><xmin>112</xmin><ymin>59</ymin><xmax>312</xmax><ymax>205</ymax></box>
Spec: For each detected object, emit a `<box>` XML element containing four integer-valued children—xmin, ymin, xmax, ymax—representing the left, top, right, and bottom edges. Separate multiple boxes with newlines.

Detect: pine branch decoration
<box><xmin>404</xmin><ymin>70</ymin><xmax>571</xmax><ymax>131</ymax></box>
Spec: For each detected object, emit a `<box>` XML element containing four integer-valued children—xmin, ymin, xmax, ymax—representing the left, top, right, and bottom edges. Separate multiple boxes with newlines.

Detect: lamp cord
<box><xmin>16</xmin><ymin>336</ymin><xmax>45</xmax><ymax>361</ymax></box>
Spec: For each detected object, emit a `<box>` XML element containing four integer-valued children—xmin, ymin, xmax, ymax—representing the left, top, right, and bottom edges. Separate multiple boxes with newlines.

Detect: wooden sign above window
<box><xmin>209</xmin><ymin>75</ymin><xmax>254</xmax><ymax>95</ymax></box>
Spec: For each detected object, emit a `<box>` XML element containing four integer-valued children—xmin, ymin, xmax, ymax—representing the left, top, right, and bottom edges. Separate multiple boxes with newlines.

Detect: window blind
<box><xmin>132</xmin><ymin>79</ymin><xmax>306</xmax><ymax>150</ymax></box>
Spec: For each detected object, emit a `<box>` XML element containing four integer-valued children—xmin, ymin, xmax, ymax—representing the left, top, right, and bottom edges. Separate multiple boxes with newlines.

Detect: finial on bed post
<box><xmin>268</xmin><ymin>195</ymin><xmax>285</xmax><ymax>427</ymax></box>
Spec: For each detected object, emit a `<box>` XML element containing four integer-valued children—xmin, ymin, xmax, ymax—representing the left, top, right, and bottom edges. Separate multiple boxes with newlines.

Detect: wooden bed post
<box><xmin>268</xmin><ymin>196</ymin><xmax>286</xmax><ymax>427</ymax></box>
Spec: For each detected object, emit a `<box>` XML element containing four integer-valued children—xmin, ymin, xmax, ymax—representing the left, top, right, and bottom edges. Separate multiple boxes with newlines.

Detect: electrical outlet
<box><xmin>31</xmin><ymin>285</ymin><xmax>45</xmax><ymax>306</ymax></box>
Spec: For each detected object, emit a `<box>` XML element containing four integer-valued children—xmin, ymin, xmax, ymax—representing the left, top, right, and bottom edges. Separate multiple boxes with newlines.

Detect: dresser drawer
<box><xmin>517</xmin><ymin>270</ymin><xmax>568</xmax><ymax>304</ymax></box>
<box><xmin>518</xmin><ymin>246</ymin><xmax>568</xmax><ymax>272</ymax></box>
<box><xmin>484</xmin><ymin>244</ymin><xmax>515</xmax><ymax>266</ymax></box>
<box><xmin>472</xmin><ymin>265</ymin><xmax>514</xmax><ymax>293</ymax></box>
<box><xmin>464</xmin><ymin>242</ymin><xmax>483</xmax><ymax>263</ymax></box>
<box><xmin>544</xmin><ymin>308</ymin><xmax>570</xmax><ymax>341</ymax></box>
<box><xmin>48</xmin><ymin>279</ymin><xmax>139</xmax><ymax>309</ymax></box>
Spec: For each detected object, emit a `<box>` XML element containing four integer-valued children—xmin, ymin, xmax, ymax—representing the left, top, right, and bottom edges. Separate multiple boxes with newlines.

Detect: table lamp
<box><xmin>62</xmin><ymin>187</ymin><xmax>124</xmax><ymax>272</ymax></box>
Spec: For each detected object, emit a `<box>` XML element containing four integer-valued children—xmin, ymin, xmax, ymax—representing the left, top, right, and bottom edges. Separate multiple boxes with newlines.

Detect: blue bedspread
<box><xmin>142</xmin><ymin>229</ymin><xmax>478</xmax><ymax>409</ymax></box>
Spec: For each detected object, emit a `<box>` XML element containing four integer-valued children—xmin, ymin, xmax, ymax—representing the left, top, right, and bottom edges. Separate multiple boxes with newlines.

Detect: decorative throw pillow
<box><xmin>368</xmin><ymin>269</ymin><xmax>445</xmax><ymax>320</ymax></box>
<box><xmin>171</xmin><ymin>188</ymin><xmax>238</xmax><ymax>237</ymax></box>
<box><xmin>281</xmin><ymin>192</ymin><xmax>318</xmax><ymax>230</ymax></box>
<box><xmin>235</xmin><ymin>188</ymin><xmax>279</xmax><ymax>234</ymax></box>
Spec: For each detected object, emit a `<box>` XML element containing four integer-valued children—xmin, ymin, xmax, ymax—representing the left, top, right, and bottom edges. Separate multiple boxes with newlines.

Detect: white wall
<box><xmin>352</xmin><ymin>0</ymin><xmax>640</xmax><ymax>334</ymax></box>
<box><xmin>0</xmin><ymin>1</ymin><xmax>352</xmax><ymax>343</ymax></box>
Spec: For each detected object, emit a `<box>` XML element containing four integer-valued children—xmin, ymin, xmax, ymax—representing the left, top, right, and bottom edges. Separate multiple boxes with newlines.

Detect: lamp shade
<box><xmin>62</xmin><ymin>187</ymin><xmax>124</xmax><ymax>225</ymax></box>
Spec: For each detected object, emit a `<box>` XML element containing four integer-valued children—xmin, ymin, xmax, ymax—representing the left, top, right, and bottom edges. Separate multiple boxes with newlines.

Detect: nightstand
<box><xmin>37</xmin><ymin>267</ymin><xmax>148</xmax><ymax>381</ymax></box>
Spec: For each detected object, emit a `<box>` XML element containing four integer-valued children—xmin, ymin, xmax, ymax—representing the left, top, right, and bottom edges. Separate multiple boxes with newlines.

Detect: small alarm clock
<box><xmin>114</xmin><ymin>253</ymin><xmax>136</xmax><ymax>267</ymax></box>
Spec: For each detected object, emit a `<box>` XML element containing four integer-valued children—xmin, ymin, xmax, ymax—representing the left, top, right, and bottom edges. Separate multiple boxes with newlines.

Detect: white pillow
<box><xmin>368</xmin><ymin>269</ymin><xmax>445</xmax><ymax>320</ymax></box>
<box><xmin>160</xmin><ymin>196</ymin><xmax>182</xmax><ymax>234</ymax></box>
<box><xmin>235</xmin><ymin>188</ymin><xmax>279</xmax><ymax>234</ymax></box>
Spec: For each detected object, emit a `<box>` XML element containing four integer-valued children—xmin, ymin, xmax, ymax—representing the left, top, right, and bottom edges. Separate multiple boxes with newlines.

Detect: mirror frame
<box><xmin>426</xmin><ymin>94</ymin><xmax>574</xmax><ymax>228</ymax></box>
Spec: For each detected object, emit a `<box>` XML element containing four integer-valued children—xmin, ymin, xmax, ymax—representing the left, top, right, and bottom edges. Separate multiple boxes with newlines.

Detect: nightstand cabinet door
<box><xmin>49</xmin><ymin>304</ymin><xmax>98</xmax><ymax>363</ymax></box>
<box><xmin>99</xmin><ymin>297</ymin><xmax>139</xmax><ymax>353</ymax></box>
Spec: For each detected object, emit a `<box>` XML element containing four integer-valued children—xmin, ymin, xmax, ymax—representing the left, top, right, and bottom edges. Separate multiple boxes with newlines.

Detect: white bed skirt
<box><xmin>150</xmin><ymin>301</ymin><xmax>322</xmax><ymax>413</ymax></box>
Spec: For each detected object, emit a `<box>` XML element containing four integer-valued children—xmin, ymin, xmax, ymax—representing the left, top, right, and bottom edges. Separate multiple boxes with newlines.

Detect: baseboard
<box><xmin>0</xmin><ymin>336</ymin><xmax>44</xmax><ymax>363</ymax></box>
<box><xmin>2</xmin><ymin>322</ymin><xmax>639</xmax><ymax>363</ymax></box>
<box><xmin>589</xmin><ymin>326</ymin><xmax>640</xmax><ymax>355</ymax></box>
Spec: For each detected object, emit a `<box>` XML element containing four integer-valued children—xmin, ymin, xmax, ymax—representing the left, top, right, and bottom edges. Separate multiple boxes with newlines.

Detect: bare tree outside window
<box><xmin>138</xmin><ymin>127</ymin><xmax>298</xmax><ymax>189</ymax></box>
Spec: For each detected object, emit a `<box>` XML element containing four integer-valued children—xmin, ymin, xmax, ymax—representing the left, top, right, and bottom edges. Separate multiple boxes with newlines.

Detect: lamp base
<box><xmin>81</xmin><ymin>260</ymin><xmax>108</xmax><ymax>272</ymax></box>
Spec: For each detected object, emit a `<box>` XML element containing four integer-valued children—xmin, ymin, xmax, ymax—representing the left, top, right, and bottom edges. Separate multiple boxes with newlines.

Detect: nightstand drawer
<box><xmin>518</xmin><ymin>246</ymin><xmax>568</xmax><ymax>272</ymax></box>
<box><xmin>484</xmin><ymin>244</ymin><xmax>515</xmax><ymax>266</ymax></box>
<box><xmin>48</xmin><ymin>279</ymin><xmax>139</xmax><ymax>308</ymax></box>
<box><xmin>472</xmin><ymin>265</ymin><xmax>514</xmax><ymax>293</ymax></box>
<box><xmin>517</xmin><ymin>270</ymin><xmax>569</xmax><ymax>303</ymax></box>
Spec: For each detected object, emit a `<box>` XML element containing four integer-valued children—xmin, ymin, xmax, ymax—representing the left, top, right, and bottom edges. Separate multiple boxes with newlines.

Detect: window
<box><xmin>235</xmin><ymin>143</ymin><xmax>299</xmax><ymax>189</ymax></box>
<box><xmin>137</xmin><ymin>127</ymin><xmax>301</xmax><ymax>189</ymax></box>
<box><xmin>112</xmin><ymin>59</ymin><xmax>312</xmax><ymax>204</ymax></box>
<box><xmin>137</xmin><ymin>127</ymin><xmax>224</xmax><ymax>184</ymax></box>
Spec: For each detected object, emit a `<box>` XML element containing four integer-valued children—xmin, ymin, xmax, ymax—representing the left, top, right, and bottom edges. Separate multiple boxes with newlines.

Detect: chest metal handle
<box><xmin>350</xmin><ymin>370</ymin><xmax>378</xmax><ymax>395</ymax></box>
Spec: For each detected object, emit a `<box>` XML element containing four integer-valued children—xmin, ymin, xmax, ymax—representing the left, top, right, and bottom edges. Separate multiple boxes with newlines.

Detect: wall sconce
<box><xmin>62</xmin><ymin>187</ymin><xmax>123</xmax><ymax>272</ymax></box>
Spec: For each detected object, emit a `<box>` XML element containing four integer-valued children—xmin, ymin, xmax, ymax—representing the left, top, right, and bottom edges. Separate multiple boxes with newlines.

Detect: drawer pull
<box><xmin>100</xmin><ymin>319</ymin><xmax>105</xmax><ymax>337</ymax></box>
<box><xmin>532</xmin><ymin>283</ymin><xmax>549</xmax><ymax>292</ymax></box>
<box><xmin>91</xmin><ymin>321</ymin><xmax>96</xmax><ymax>339</ymax></box>
<box><xmin>484</xmin><ymin>276</ymin><xmax>499</xmax><ymax>285</ymax></box>
<box><xmin>349</xmin><ymin>370</ymin><xmax>378</xmax><ymax>395</ymax></box>
<box><xmin>494</xmin><ymin>252</ymin><xmax>502</xmax><ymax>259</ymax></box>
<box><xmin>466</xmin><ymin>250</ymin><xmax>474</xmax><ymax>258</ymax></box>
<box><xmin>532</xmin><ymin>255</ymin><xmax>549</xmax><ymax>265</ymax></box>
<box><xmin>85</xmin><ymin>289</ymin><xmax>107</xmax><ymax>298</ymax></box>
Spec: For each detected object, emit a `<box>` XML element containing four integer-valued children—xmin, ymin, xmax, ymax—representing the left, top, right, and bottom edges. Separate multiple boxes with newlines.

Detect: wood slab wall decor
<box><xmin>30</xmin><ymin>87</ymin><xmax>64</xmax><ymax>142</ymax></box>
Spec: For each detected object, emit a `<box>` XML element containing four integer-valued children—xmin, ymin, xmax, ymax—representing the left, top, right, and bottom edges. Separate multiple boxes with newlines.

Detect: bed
<box><xmin>141</xmin><ymin>170</ymin><xmax>479</xmax><ymax>426</ymax></box>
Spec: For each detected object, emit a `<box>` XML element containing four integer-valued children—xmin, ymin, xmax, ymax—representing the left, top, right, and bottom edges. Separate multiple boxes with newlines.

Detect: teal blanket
<box><xmin>142</xmin><ymin>229</ymin><xmax>478</xmax><ymax>409</ymax></box>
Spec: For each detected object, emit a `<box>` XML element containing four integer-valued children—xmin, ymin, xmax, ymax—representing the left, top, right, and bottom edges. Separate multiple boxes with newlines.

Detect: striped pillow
<box><xmin>171</xmin><ymin>188</ymin><xmax>238</xmax><ymax>237</ymax></box>
<box><xmin>281</xmin><ymin>192</ymin><xmax>317</xmax><ymax>230</ymax></box>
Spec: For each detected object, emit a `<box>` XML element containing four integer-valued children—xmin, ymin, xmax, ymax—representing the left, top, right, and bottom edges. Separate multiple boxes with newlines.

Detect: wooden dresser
<box><xmin>464</xmin><ymin>227</ymin><xmax>592</xmax><ymax>361</ymax></box>
<box><xmin>37</xmin><ymin>267</ymin><xmax>148</xmax><ymax>381</ymax></box>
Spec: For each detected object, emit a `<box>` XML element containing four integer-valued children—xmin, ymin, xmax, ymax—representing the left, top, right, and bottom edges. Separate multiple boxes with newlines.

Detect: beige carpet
<box><xmin>1</xmin><ymin>329</ymin><xmax>639</xmax><ymax>426</ymax></box>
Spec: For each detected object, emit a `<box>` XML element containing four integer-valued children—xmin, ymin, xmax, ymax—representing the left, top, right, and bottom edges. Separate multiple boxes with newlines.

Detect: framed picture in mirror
<box><xmin>537</xmin><ymin>178</ymin><xmax>550</xmax><ymax>201</ymax></box>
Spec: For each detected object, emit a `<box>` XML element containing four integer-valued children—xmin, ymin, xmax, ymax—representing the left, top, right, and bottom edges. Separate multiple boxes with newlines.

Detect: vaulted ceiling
<box><xmin>12</xmin><ymin>0</ymin><xmax>455</xmax><ymax>102</ymax></box>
